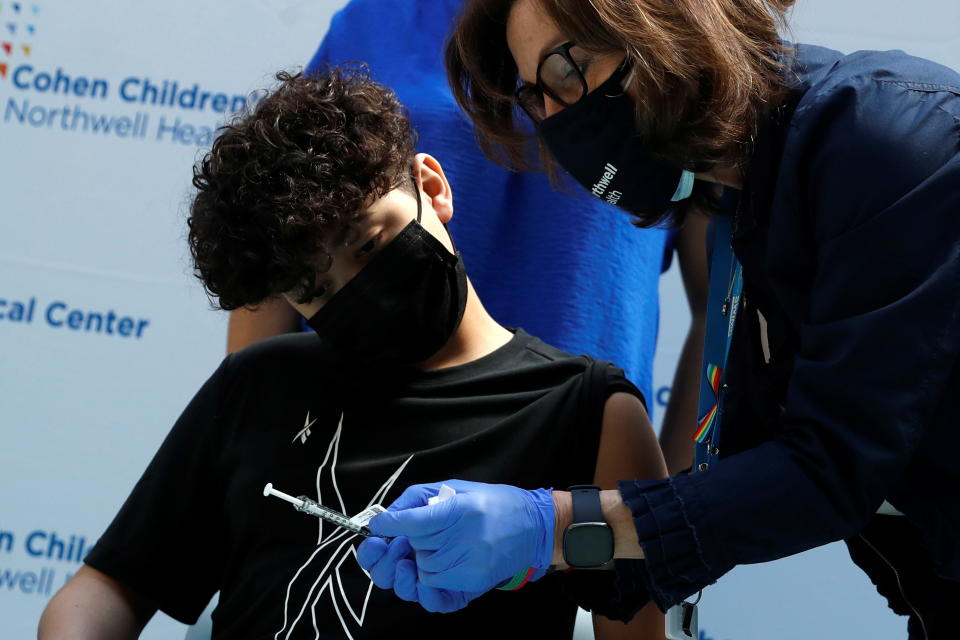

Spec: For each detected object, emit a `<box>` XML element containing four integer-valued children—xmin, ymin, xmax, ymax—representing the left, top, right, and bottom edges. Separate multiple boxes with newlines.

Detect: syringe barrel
<box><xmin>294</xmin><ymin>495</ymin><xmax>322</xmax><ymax>516</ymax></box>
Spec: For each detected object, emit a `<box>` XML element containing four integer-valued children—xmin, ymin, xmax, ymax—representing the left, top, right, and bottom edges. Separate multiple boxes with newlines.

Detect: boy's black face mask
<box><xmin>306</xmin><ymin>186</ymin><xmax>468</xmax><ymax>371</ymax></box>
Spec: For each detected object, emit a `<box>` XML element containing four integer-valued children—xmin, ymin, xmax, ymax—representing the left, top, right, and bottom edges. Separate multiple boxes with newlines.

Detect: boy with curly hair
<box><xmin>38</xmin><ymin>68</ymin><xmax>667</xmax><ymax>640</ymax></box>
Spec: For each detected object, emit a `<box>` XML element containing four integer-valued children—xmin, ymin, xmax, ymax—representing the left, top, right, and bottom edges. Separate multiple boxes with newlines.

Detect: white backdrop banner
<box><xmin>1</xmin><ymin>2</ymin><xmax>346</xmax><ymax>638</ymax></box>
<box><xmin>2</xmin><ymin>1</ymin><xmax>956</xmax><ymax>639</ymax></box>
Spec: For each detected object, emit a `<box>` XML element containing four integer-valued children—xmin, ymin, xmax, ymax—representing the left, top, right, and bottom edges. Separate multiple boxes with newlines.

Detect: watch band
<box><xmin>568</xmin><ymin>484</ymin><xmax>604</xmax><ymax>525</ymax></box>
<box><xmin>563</xmin><ymin>484</ymin><xmax>613</xmax><ymax>568</ymax></box>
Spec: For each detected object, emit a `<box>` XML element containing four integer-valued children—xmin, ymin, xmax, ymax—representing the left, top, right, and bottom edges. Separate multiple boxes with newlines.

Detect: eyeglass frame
<box><xmin>514</xmin><ymin>41</ymin><xmax>589</xmax><ymax>123</ymax></box>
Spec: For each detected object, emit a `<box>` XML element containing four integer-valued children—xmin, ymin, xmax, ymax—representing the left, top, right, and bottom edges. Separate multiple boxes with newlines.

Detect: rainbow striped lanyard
<box><xmin>692</xmin><ymin>205</ymin><xmax>743</xmax><ymax>473</ymax></box>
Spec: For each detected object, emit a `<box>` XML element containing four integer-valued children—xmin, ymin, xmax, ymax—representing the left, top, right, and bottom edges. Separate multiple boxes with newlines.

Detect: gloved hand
<box><xmin>357</xmin><ymin>535</ymin><xmax>486</xmax><ymax>613</ymax></box>
<box><xmin>364</xmin><ymin>480</ymin><xmax>555</xmax><ymax>594</ymax></box>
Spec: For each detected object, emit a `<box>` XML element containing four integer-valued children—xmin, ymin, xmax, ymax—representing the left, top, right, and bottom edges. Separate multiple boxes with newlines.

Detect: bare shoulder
<box><xmin>69</xmin><ymin>564</ymin><xmax>131</xmax><ymax>590</ymax></box>
<box><xmin>594</xmin><ymin>392</ymin><xmax>668</xmax><ymax>488</ymax></box>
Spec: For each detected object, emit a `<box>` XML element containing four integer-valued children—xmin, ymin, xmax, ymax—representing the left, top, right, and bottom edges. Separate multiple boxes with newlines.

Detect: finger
<box><xmin>385</xmin><ymin>483</ymin><xmax>445</xmax><ymax>512</ymax></box>
<box><xmin>370</xmin><ymin>537</ymin><xmax>413</xmax><ymax>591</ymax></box>
<box><xmin>356</xmin><ymin>537</ymin><xmax>388</xmax><ymax>572</ymax></box>
<box><xmin>384</xmin><ymin>479</ymin><xmax>482</xmax><ymax>512</ymax></box>
<box><xmin>434</xmin><ymin>479</ymin><xmax>483</xmax><ymax>494</ymax></box>
<box><xmin>416</xmin><ymin>583</ymin><xmax>469</xmax><ymax>614</ymax></box>
<box><xmin>416</xmin><ymin>543</ymin><xmax>474</xmax><ymax>576</ymax></box>
<box><xmin>394</xmin><ymin>558</ymin><xmax>419</xmax><ymax>602</ymax></box>
<box><xmin>372</xmin><ymin>494</ymin><xmax>468</xmax><ymax>547</ymax></box>
<box><xmin>418</xmin><ymin>568</ymin><xmax>490</xmax><ymax>594</ymax></box>
<box><xmin>368</xmin><ymin>499</ymin><xmax>456</xmax><ymax>540</ymax></box>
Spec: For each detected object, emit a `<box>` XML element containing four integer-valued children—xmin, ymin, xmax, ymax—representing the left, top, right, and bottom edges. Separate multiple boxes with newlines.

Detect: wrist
<box><xmin>551</xmin><ymin>490</ymin><xmax>572</xmax><ymax>567</ymax></box>
<box><xmin>600</xmin><ymin>489</ymin><xmax>644</xmax><ymax>560</ymax></box>
<box><xmin>552</xmin><ymin>489</ymin><xmax>643</xmax><ymax>568</ymax></box>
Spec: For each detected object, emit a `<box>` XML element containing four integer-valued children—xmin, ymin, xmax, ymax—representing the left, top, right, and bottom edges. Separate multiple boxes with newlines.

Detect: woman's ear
<box><xmin>413</xmin><ymin>153</ymin><xmax>454</xmax><ymax>224</ymax></box>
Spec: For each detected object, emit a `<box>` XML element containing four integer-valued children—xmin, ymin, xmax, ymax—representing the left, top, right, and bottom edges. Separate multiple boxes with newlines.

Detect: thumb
<box><xmin>368</xmin><ymin>501</ymin><xmax>452</xmax><ymax>539</ymax></box>
<box><xmin>385</xmin><ymin>482</ymin><xmax>445</xmax><ymax>512</ymax></box>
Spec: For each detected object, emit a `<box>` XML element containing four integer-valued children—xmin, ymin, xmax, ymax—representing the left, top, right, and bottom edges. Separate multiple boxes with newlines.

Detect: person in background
<box><xmin>226</xmin><ymin>0</ymin><xmax>709</xmax><ymax>476</ymax></box>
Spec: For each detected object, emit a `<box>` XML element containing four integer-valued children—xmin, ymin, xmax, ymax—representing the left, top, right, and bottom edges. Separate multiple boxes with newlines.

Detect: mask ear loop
<box><xmin>412</xmin><ymin>170</ymin><xmax>423</xmax><ymax>224</ymax></box>
<box><xmin>412</xmin><ymin>168</ymin><xmax>460</xmax><ymax>254</ymax></box>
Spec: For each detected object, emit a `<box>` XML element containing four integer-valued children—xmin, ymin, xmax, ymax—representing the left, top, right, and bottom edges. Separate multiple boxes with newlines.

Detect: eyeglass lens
<box><xmin>539</xmin><ymin>46</ymin><xmax>590</xmax><ymax>105</ymax></box>
<box><xmin>518</xmin><ymin>44</ymin><xmax>590</xmax><ymax>121</ymax></box>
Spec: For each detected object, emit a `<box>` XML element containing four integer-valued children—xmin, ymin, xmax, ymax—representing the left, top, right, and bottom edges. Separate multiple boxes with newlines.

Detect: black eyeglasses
<box><xmin>515</xmin><ymin>42</ymin><xmax>591</xmax><ymax>123</ymax></box>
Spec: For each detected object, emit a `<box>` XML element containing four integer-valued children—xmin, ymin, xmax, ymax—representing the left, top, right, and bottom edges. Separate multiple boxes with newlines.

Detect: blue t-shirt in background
<box><xmin>306</xmin><ymin>0</ymin><xmax>670</xmax><ymax>406</ymax></box>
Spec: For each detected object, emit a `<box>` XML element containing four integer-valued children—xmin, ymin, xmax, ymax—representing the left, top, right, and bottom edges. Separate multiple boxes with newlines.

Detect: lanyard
<box><xmin>692</xmin><ymin>197</ymin><xmax>743</xmax><ymax>473</ymax></box>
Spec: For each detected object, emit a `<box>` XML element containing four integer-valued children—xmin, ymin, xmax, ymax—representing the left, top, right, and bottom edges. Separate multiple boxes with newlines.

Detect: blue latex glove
<box><xmin>364</xmin><ymin>480</ymin><xmax>555</xmax><ymax>594</ymax></box>
<box><xmin>357</xmin><ymin>535</ymin><xmax>486</xmax><ymax>612</ymax></box>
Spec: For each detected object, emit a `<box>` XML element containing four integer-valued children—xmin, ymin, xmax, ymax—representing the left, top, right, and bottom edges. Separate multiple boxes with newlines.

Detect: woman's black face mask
<box><xmin>537</xmin><ymin>59</ymin><xmax>693</xmax><ymax>218</ymax></box>
<box><xmin>305</xmin><ymin>184</ymin><xmax>468</xmax><ymax>371</ymax></box>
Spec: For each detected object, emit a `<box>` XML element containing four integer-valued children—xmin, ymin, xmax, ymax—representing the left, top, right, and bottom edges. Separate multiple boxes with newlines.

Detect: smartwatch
<box><xmin>562</xmin><ymin>484</ymin><xmax>614</xmax><ymax>568</ymax></box>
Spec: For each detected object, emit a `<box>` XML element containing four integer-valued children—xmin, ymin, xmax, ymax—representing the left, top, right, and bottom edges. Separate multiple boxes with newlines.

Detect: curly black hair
<box><xmin>187</xmin><ymin>67</ymin><xmax>416</xmax><ymax>310</ymax></box>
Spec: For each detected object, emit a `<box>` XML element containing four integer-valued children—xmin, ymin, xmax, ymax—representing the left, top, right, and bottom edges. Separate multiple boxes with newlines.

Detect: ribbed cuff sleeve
<box><xmin>617</xmin><ymin>476</ymin><xmax>715</xmax><ymax>610</ymax></box>
<box><xmin>554</xmin><ymin>560</ymin><xmax>652</xmax><ymax>622</ymax></box>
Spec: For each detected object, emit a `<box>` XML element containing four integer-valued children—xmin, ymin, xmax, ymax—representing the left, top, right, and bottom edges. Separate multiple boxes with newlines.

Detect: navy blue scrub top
<box><xmin>604</xmin><ymin>43</ymin><xmax>960</xmax><ymax>614</ymax></box>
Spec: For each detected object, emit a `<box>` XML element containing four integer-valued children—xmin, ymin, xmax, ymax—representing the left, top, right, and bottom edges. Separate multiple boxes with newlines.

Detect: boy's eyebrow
<box><xmin>330</xmin><ymin>223</ymin><xmax>360</xmax><ymax>247</ymax></box>
<box><xmin>334</xmin><ymin>226</ymin><xmax>354</xmax><ymax>246</ymax></box>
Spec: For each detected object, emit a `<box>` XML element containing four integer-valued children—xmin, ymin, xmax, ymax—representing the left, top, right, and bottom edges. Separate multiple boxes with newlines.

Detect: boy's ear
<box><xmin>413</xmin><ymin>153</ymin><xmax>453</xmax><ymax>224</ymax></box>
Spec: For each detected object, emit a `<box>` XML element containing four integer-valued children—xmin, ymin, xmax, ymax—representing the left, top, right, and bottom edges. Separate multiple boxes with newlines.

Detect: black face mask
<box><xmin>538</xmin><ymin>60</ymin><xmax>690</xmax><ymax>217</ymax></box>
<box><xmin>306</xmin><ymin>189</ymin><xmax>468</xmax><ymax>371</ymax></box>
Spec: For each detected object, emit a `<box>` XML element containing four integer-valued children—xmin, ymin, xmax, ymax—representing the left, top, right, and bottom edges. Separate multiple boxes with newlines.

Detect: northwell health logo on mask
<box><xmin>0</xmin><ymin>2</ymin><xmax>259</xmax><ymax>145</ymax></box>
<box><xmin>591</xmin><ymin>163</ymin><xmax>623</xmax><ymax>206</ymax></box>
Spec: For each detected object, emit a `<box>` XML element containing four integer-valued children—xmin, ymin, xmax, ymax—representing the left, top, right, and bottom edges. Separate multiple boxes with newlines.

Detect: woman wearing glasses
<box><xmin>358</xmin><ymin>1</ymin><xmax>960</xmax><ymax>637</ymax></box>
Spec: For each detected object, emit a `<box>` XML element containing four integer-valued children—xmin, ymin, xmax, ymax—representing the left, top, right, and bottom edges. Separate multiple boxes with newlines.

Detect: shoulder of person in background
<box><xmin>226</xmin><ymin>297</ymin><xmax>302</xmax><ymax>353</ymax></box>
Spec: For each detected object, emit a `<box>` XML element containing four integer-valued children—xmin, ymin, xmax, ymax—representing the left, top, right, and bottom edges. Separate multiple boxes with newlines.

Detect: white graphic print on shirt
<box><xmin>292</xmin><ymin>410</ymin><xmax>319</xmax><ymax>445</ymax></box>
<box><xmin>274</xmin><ymin>412</ymin><xmax>413</xmax><ymax>640</ymax></box>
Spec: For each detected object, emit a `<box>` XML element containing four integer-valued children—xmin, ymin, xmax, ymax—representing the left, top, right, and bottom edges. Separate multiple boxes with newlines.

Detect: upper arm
<box><xmin>800</xmin><ymin>80</ymin><xmax>960</xmax><ymax>323</ymax></box>
<box><xmin>593</xmin><ymin>392</ymin><xmax>668</xmax><ymax>489</ymax></box>
<box><xmin>226</xmin><ymin>297</ymin><xmax>301</xmax><ymax>354</ymax></box>
<box><xmin>776</xmin><ymin>81</ymin><xmax>960</xmax><ymax>511</ymax></box>
<box><xmin>38</xmin><ymin>565</ymin><xmax>156</xmax><ymax>640</ymax></box>
<box><xmin>81</xmin><ymin>362</ymin><xmax>231</xmax><ymax>623</ymax></box>
<box><xmin>675</xmin><ymin>209</ymin><xmax>710</xmax><ymax>320</ymax></box>
<box><xmin>592</xmin><ymin>393</ymin><xmax>668</xmax><ymax>638</ymax></box>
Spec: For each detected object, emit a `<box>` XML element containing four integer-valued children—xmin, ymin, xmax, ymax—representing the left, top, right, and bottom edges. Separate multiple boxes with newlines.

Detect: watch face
<box><xmin>563</xmin><ymin>522</ymin><xmax>614</xmax><ymax>568</ymax></box>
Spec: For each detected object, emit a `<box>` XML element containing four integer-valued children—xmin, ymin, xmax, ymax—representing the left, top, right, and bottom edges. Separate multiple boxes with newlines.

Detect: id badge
<box><xmin>665</xmin><ymin>602</ymin><xmax>698</xmax><ymax>640</ymax></box>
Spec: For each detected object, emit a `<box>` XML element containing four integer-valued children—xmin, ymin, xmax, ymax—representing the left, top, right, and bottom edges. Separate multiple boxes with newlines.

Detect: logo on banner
<box><xmin>0</xmin><ymin>294</ymin><xmax>152</xmax><ymax>340</ymax></box>
<box><xmin>1</xmin><ymin>2</ymin><xmax>260</xmax><ymax>145</ymax></box>
<box><xmin>0</xmin><ymin>2</ymin><xmax>37</xmax><ymax>80</ymax></box>
<box><xmin>0</xmin><ymin>526</ymin><xmax>90</xmax><ymax>599</ymax></box>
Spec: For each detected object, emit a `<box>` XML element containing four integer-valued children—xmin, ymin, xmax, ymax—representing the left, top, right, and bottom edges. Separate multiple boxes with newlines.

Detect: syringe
<box><xmin>262</xmin><ymin>483</ymin><xmax>384</xmax><ymax>538</ymax></box>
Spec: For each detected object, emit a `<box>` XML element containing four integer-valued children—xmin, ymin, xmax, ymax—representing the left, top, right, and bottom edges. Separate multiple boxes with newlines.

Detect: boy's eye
<box><xmin>357</xmin><ymin>234</ymin><xmax>380</xmax><ymax>256</ymax></box>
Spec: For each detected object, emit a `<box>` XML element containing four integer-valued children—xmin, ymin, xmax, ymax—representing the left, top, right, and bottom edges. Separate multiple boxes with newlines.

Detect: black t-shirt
<box><xmin>86</xmin><ymin>329</ymin><xmax>643</xmax><ymax>639</ymax></box>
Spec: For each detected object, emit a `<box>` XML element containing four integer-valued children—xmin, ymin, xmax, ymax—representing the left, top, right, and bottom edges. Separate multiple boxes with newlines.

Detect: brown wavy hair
<box><xmin>446</xmin><ymin>0</ymin><xmax>796</xmax><ymax>225</ymax></box>
<box><xmin>187</xmin><ymin>67</ymin><xmax>415</xmax><ymax>310</ymax></box>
